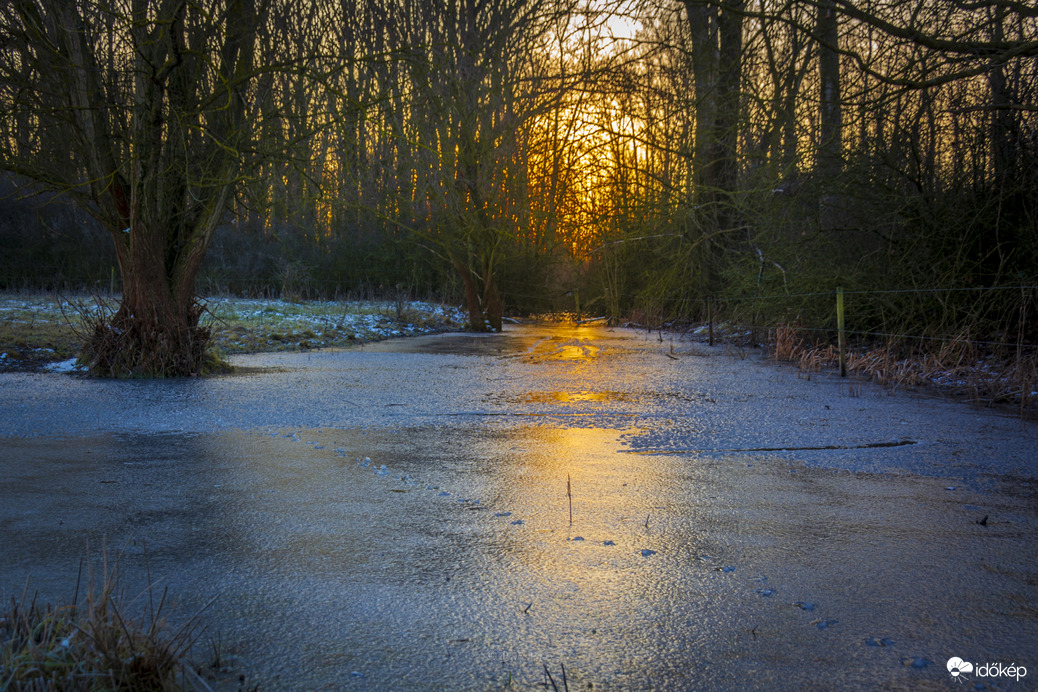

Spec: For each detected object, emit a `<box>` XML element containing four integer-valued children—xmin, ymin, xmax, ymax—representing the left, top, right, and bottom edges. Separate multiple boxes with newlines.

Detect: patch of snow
<box><xmin>43</xmin><ymin>358</ymin><xmax>83</xmax><ymax>373</ymax></box>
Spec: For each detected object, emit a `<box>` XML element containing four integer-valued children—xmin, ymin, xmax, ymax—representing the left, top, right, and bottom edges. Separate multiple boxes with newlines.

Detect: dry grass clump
<box><xmin>771</xmin><ymin>320</ymin><xmax>1036</xmax><ymax>413</ymax></box>
<box><xmin>845</xmin><ymin>349</ymin><xmax>928</xmax><ymax>388</ymax></box>
<box><xmin>1</xmin><ymin>554</ymin><xmax>212</xmax><ymax>691</ymax></box>
<box><xmin>78</xmin><ymin>300</ymin><xmax>221</xmax><ymax>378</ymax></box>
<box><xmin>773</xmin><ymin>320</ymin><xmax>804</xmax><ymax>362</ymax></box>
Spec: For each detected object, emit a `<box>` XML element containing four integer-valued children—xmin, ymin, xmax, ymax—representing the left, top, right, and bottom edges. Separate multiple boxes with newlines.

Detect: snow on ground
<box><xmin>0</xmin><ymin>293</ymin><xmax>468</xmax><ymax>371</ymax></box>
<box><xmin>204</xmin><ymin>297</ymin><xmax>467</xmax><ymax>353</ymax></box>
<box><xmin>42</xmin><ymin>358</ymin><xmax>84</xmax><ymax>373</ymax></box>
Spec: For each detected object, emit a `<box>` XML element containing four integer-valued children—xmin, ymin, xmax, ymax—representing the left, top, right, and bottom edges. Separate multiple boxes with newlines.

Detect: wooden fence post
<box><xmin>708</xmin><ymin>296</ymin><xmax>715</xmax><ymax>347</ymax></box>
<box><xmin>837</xmin><ymin>286</ymin><xmax>847</xmax><ymax>377</ymax></box>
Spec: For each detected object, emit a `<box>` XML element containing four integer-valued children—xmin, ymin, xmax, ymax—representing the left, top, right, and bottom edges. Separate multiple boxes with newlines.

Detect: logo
<box><xmin>947</xmin><ymin>657</ymin><xmax>973</xmax><ymax>681</ymax></box>
<box><xmin>947</xmin><ymin>657</ymin><xmax>1028</xmax><ymax>683</ymax></box>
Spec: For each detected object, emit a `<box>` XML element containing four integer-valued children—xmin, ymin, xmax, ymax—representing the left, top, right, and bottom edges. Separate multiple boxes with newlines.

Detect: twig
<box><xmin>644</xmin><ymin>513</ymin><xmax>650</xmax><ymax>529</ymax></box>
<box><xmin>544</xmin><ymin>664</ymin><xmax>559</xmax><ymax>692</ymax></box>
<box><xmin>567</xmin><ymin>475</ymin><xmax>573</xmax><ymax>526</ymax></box>
<box><xmin>72</xmin><ymin>556</ymin><xmax>83</xmax><ymax>608</ymax></box>
<box><xmin>182</xmin><ymin>663</ymin><xmax>218</xmax><ymax>692</ymax></box>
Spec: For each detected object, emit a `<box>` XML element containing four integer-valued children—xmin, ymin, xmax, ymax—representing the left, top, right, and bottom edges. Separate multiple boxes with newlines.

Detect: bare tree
<box><xmin>397</xmin><ymin>0</ymin><xmax>560</xmax><ymax>330</ymax></box>
<box><xmin>682</xmin><ymin>0</ymin><xmax>744</xmax><ymax>293</ymax></box>
<box><xmin>0</xmin><ymin>0</ymin><xmax>263</xmax><ymax>375</ymax></box>
<box><xmin>816</xmin><ymin>0</ymin><xmax>841</xmax><ymax>180</ymax></box>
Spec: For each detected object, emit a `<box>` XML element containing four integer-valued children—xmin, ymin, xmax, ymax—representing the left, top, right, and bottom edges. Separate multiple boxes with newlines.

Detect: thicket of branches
<box><xmin>1</xmin><ymin>0</ymin><xmax>1035</xmax><ymax>369</ymax></box>
<box><xmin>571</xmin><ymin>0</ymin><xmax>1037</xmax><ymax>354</ymax></box>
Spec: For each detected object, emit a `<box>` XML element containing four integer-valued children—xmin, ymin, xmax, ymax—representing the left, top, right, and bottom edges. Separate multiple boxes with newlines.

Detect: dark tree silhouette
<box><xmin>0</xmin><ymin>0</ymin><xmax>261</xmax><ymax>375</ymax></box>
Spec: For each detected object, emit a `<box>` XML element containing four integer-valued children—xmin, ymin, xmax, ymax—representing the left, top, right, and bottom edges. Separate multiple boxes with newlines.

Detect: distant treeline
<box><xmin>4</xmin><ymin>176</ymin><xmax>1033</xmax><ymax>359</ymax></box>
<box><xmin>0</xmin><ymin>179</ymin><xmax>571</xmax><ymax>313</ymax></box>
<box><xmin>0</xmin><ymin>182</ymin><xmax>444</xmax><ymax>302</ymax></box>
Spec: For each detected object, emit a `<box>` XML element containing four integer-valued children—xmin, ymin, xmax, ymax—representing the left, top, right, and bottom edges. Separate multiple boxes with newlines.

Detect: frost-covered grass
<box><xmin>205</xmin><ymin>296</ymin><xmax>466</xmax><ymax>355</ymax></box>
<box><xmin>0</xmin><ymin>293</ymin><xmax>467</xmax><ymax>371</ymax></box>
<box><xmin>0</xmin><ymin>294</ymin><xmax>87</xmax><ymax>367</ymax></box>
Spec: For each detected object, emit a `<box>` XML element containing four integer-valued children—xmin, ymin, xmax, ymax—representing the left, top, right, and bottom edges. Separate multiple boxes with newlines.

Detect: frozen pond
<box><xmin>1</xmin><ymin>323</ymin><xmax>1036</xmax><ymax>690</ymax></box>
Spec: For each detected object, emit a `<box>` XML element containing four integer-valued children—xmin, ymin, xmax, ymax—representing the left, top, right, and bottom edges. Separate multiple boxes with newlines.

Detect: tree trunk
<box><xmin>817</xmin><ymin>0</ymin><xmax>842</xmax><ymax>181</ymax></box>
<box><xmin>453</xmin><ymin>256</ymin><xmax>487</xmax><ymax>331</ymax></box>
<box><xmin>714</xmin><ymin>0</ymin><xmax>744</xmax><ymax>231</ymax></box>
<box><xmin>83</xmin><ymin>212</ymin><xmax>217</xmax><ymax>376</ymax></box>
<box><xmin>483</xmin><ymin>270</ymin><xmax>503</xmax><ymax>332</ymax></box>
<box><xmin>684</xmin><ymin>0</ymin><xmax>743</xmax><ymax>293</ymax></box>
<box><xmin>87</xmin><ymin>269</ymin><xmax>210</xmax><ymax>378</ymax></box>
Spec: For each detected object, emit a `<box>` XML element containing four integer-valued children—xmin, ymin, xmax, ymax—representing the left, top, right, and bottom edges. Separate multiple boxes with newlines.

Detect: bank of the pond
<box><xmin>4</xmin><ymin>293</ymin><xmax>1032</xmax><ymax>417</ymax></box>
<box><xmin>0</xmin><ymin>294</ymin><xmax>467</xmax><ymax>373</ymax></box>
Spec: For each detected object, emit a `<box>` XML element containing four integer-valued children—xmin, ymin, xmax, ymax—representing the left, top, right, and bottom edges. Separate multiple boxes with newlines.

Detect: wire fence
<box><xmin>709</xmin><ymin>284</ymin><xmax>1036</xmax><ymax>351</ymax></box>
<box><xmin>6</xmin><ymin>266</ymin><xmax>1034</xmax><ymax>348</ymax></box>
<box><xmin>694</xmin><ymin>284</ymin><xmax>1037</xmax><ymax>412</ymax></box>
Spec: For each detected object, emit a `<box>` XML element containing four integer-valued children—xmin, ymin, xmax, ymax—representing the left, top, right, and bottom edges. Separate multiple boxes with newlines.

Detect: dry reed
<box><xmin>1</xmin><ymin>550</ymin><xmax>213</xmax><ymax>691</ymax></box>
<box><xmin>771</xmin><ymin>325</ymin><xmax>1036</xmax><ymax>414</ymax></box>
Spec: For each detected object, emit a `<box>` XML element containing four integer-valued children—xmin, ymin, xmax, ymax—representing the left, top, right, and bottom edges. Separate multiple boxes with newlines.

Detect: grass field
<box><xmin>0</xmin><ymin>293</ymin><xmax>466</xmax><ymax>372</ymax></box>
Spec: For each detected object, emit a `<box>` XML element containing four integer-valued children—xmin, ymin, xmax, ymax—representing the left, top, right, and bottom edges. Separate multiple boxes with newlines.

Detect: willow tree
<box><xmin>0</xmin><ymin>0</ymin><xmax>262</xmax><ymax>376</ymax></box>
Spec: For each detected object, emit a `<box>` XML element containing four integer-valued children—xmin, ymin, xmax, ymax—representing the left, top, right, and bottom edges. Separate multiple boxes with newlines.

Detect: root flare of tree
<box><xmin>81</xmin><ymin>301</ymin><xmax>227</xmax><ymax>378</ymax></box>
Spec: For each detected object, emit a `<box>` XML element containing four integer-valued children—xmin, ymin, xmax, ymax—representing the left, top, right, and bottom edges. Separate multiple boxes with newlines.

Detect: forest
<box><xmin>0</xmin><ymin>0</ymin><xmax>1035</xmax><ymax>377</ymax></box>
